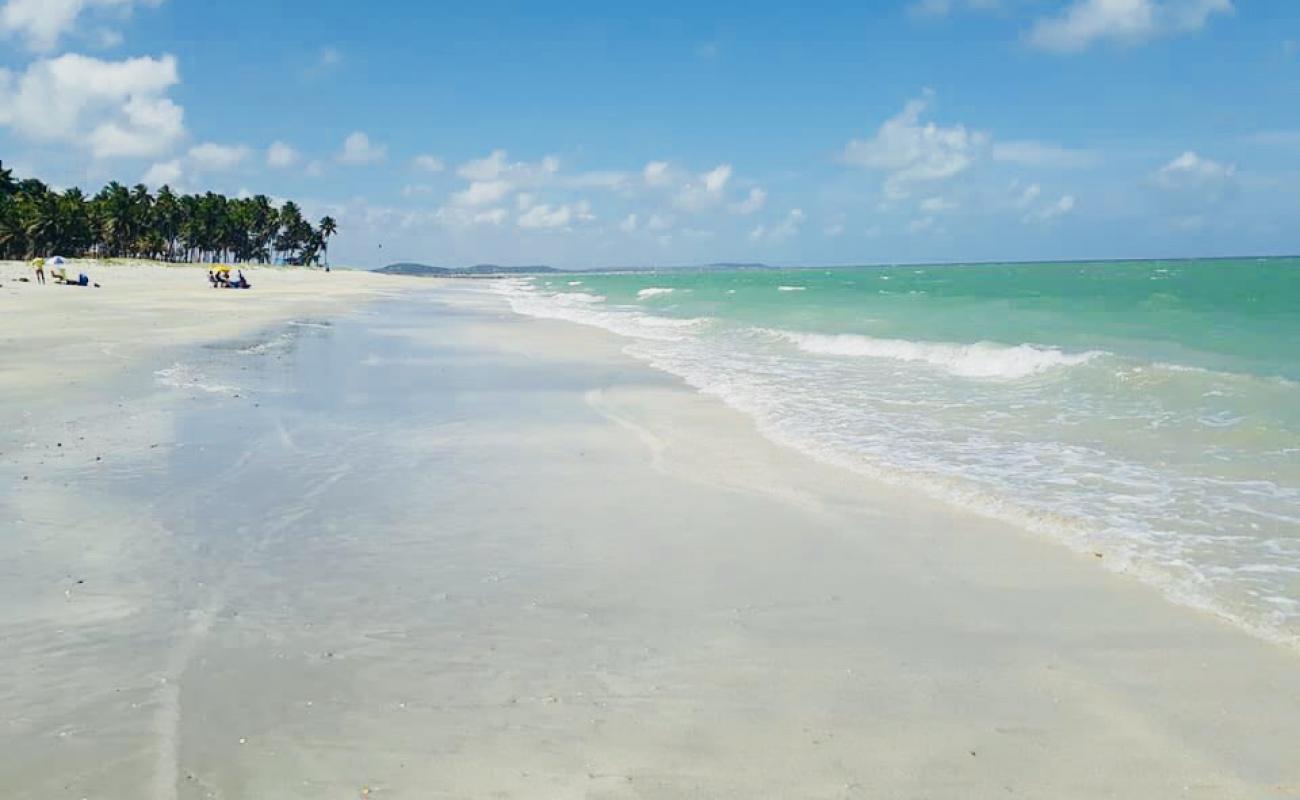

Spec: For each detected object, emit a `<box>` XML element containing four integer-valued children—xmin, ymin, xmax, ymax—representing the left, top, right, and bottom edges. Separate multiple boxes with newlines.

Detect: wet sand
<box><xmin>1</xmin><ymin>280</ymin><xmax>1298</xmax><ymax>798</ymax></box>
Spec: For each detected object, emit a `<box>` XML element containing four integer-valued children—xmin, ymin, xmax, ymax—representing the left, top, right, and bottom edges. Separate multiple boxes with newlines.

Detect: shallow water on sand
<box><xmin>4</xmin><ymin>287</ymin><xmax>1300</xmax><ymax>798</ymax></box>
<box><xmin>501</xmin><ymin>260</ymin><xmax>1300</xmax><ymax>648</ymax></box>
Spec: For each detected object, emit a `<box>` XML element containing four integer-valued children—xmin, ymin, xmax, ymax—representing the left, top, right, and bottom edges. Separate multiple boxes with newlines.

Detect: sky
<box><xmin>2</xmin><ymin>0</ymin><xmax>1299</xmax><ymax>269</ymax></box>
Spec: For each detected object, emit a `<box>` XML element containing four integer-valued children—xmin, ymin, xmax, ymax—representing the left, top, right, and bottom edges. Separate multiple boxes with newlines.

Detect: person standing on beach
<box><xmin>33</xmin><ymin>258</ymin><xmax>45</xmax><ymax>285</ymax></box>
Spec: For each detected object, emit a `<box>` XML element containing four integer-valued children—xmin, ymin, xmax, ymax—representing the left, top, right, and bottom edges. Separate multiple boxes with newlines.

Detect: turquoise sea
<box><xmin>496</xmin><ymin>259</ymin><xmax>1300</xmax><ymax>646</ymax></box>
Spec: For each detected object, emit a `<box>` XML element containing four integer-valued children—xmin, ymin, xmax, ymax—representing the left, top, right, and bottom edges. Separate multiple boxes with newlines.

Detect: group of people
<box><xmin>208</xmin><ymin>268</ymin><xmax>251</xmax><ymax>289</ymax></box>
<box><xmin>31</xmin><ymin>258</ymin><xmax>93</xmax><ymax>287</ymax></box>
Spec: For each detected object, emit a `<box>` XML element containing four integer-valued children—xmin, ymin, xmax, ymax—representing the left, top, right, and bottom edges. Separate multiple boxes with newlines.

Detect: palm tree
<box><xmin>318</xmin><ymin>215</ymin><xmax>337</xmax><ymax>267</ymax></box>
<box><xmin>0</xmin><ymin>162</ymin><xmax>19</xmax><ymax>259</ymax></box>
<box><xmin>153</xmin><ymin>186</ymin><xmax>181</xmax><ymax>261</ymax></box>
<box><xmin>0</xmin><ymin>161</ymin><xmax>15</xmax><ymax>201</ymax></box>
<box><xmin>0</xmin><ymin>164</ymin><xmax>336</xmax><ymax>266</ymax></box>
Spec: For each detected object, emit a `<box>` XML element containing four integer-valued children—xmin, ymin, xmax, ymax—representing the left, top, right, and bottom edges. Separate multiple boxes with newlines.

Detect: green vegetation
<box><xmin>0</xmin><ymin>161</ymin><xmax>337</xmax><ymax>266</ymax></box>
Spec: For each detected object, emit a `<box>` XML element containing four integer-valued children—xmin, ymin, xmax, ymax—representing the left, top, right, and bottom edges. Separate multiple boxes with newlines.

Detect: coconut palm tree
<box><xmin>318</xmin><ymin>215</ymin><xmax>337</xmax><ymax>267</ymax></box>
<box><xmin>0</xmin><ymin>162</ymin><xmax>15</xmax><ymax>200</ymax></box>
<box><xmin>0</xmin><ymin>164</ymin><xmax>336</xmax><ymax>265</ymax></box>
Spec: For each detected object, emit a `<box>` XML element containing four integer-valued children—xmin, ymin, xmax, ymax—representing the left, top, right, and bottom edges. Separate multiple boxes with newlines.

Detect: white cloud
<box><xmin>749</xmin><ymin>208</ymin><xmax>804</xmax><ymax>242</ymax></box>
<box><xmin>474</xmin><ymin>207</ymin><xmax>508</xmax><ymax>226</ymax></box>
<box><xmin>305</xmin><ymin>160</ymin><xmax>325</xmax><ymax>178</ymax></box>
<box><xmin>730</xmin><ymin>186</ymin><xmax>767</xmax><ymax>215</ymax></box>
<box><xmin>401</xmin><ymin>184</ymin><xmax>433</xmax><ymax>198</ymax></box>
<box><xmin>413</xmin><ymin>154</ymin><xmax>445</xmax><ymax>173</ymax></box>
<box><xmin>338</xmin><ymin>131</ymin><xmax>386</xmax><ymax>164</ymax></box>
<box><xmin>0</xmin><ymin>0</ymin><xmax>164</xmax><ymax>52</ymax></box>
<box><xmin>842</xmin><ymin>91</ymin><xmax>987</xmax><ymax>199</ymax></box>
<box><xmin>674</xmin><ymin>163</ymin><xmax>733</xmax><ymax>211</ymax></box>
<box><xmin>458</xmin><ymin>149</ymin><xmax>559</xmax><ymax>183</ymax></box>
<box><xmin>266</xmin><ymin>141</ymin><xmax>299</xmax><ymax>169</ymax></box>
<box><xmin>1028</xmin><ymin>0</ymin><xmax>1233</xmax><ymax>53</ymax></box>
<box><xmin>618</xmin><ymin>213</ymin><xmax>638</xmax><ymax>233</ymax></box>
<box><xmin>643</xmin><ymin>160</ymin><xmax>672</xmax><ymax>187</ymax></box>
<box><xmin>1029</xmin><ymin>193</ymin><xmax>1077</xmax><ymax>221</ymax></box>
<box><xmin>1153</xmin><ymin>150</ymin><xmax>1235</xmax><ymax>188</ymax></box>
<box><xmin>140</xmin><ymin>158</ymin><xmax>180</xmax><ymax>187</ymax></box>
<box><xmin>188</xmin><ymin>141</ymin><xmax>248</xmax><ymax>171</ymax></box>
<box><xmin>517</xmin><ymin>200</ymin><xmax>595</xmax><ymax>230</ymax></box>
<box><xmin>0</xmin><ymin>53</ymin><xmax>184</xmax><ymax>159</ymax></box>
<box><xmin>452</xmin><ymin>180</ymin><xmax>512</xmax><ymax>207</ymax></box>
<box><xmin>703</xmin><ymin>164</ymin><xmax>732</xmax><ymax>193</ymax></box>
<box><xmin>1016</xmin><ymin>182</ymin><xmax>1042</xmax><ymax>207</ymax></box>
<box><xmin>991</xmin><ymin>140</ymin><xmax>1097</xmax><ymax>167</ymax></box>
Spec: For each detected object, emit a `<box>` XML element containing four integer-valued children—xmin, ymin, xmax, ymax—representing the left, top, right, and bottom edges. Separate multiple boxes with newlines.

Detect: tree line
<box><xmin>0</xmin><ymin>161</ymin><xmax>338</xmax><ymax>266</ymax></box>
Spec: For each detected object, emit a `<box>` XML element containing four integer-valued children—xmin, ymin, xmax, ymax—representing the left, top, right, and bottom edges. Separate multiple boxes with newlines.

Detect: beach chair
<box><xmin>50</xmin><ymin>267</ymin><xmax>68</xmax><ymax>284</ymax></box>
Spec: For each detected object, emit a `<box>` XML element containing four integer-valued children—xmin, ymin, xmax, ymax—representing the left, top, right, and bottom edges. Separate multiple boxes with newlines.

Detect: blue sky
<box><xmin>2</xmin><ymin>0</ymin><xmax>1299</xmax><ymax>268</ymax></box>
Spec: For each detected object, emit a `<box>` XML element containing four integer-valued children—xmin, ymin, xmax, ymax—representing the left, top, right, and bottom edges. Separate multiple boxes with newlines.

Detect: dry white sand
<box><xmin>1</xmin><ymin>274</ymin><xmax>1298</xmax><ymax>798</ymax></box>
<box><xmin>0</xmin><ymin>259</ymin><xmax>420</xmax><ymax>400</ymax></box>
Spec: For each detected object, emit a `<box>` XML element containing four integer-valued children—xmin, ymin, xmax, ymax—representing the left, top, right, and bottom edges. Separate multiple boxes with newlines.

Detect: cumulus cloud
<box><xmin>0</xmin><ymin>0</ymin><xmax>164</xmax><ymax>52</ymax></box>
<box><xmin>140</xmin><ymin>157</ymin><xmax>180</xmax><ymax>187</ymax></box>
<box><xmin>643</xmin><ymin>160</ymin><xmax>672</xmax><ymax>187</ymax></box>
<box><xmin>517</xmin><ymin>200</ymin><xmax>594</xmax><ymax>230</ymax></box>
<box><xmin>1153</xmin><ymin>150</ymin><xmax>1235</xmax><ymax>189</ymax></box>
<box><xmin>459</xmin><ymin>149</ymin><xmax>559</xmax><ymax>183</ymax></box>
<box><xmin>188</xmin><ymin>141</ymin><xmax>248</xmax><ymax>171</ymax></box>
<box><xmin>474</xmin><ymin>207</ymin><xmax>508</xmax><ymax>226</ymax></box>
<box><xmin>730</xmin><ymin>186</ymin><xmax>767</xmax><ymax>215</ymax></box>
<box><xmin>141</xmin><ymin>142</ymin><xmax>249</xmax><ymax>187</ymax></box>
<box><xmin>338</xmin><ymin>131</ymin><xmax>386</xmax><ymax>164</ymax></box>
<box><xmin>1016</xmin><ymin>182</ymin><xmax>1043</xmax><ymax>207</ymax></box>
<box><xmin>842</xmin><ymin>91</ymin><xmax>987</xmax><ymax>199</ymax></box>
<box><xmin>674</xmin><ymin>163</ymin><xmax>733</xmax><ymax>211</ymax></box>
<box><xmin>1028</xmin><ymin>193</ymin><xmax>1076</xmax><ymax>221</ymax></box>
<box><xmin>0</xmin><ymin>53</ymin><xmax>184</xmax><ymax>159</ymax></box>
<box><xmin>266</xmin><ymin>141</ymin><xmax>299</xmax><ymax>168</ymax></box>
<box><xmin>413</xmin><ymin>154</ymin><xmax>445</xmax><ymax>173</ymax></box>
<box><xmin>618</xmin><ymin>213</ymin><xmax>639</xmax><ymax>233</ymax></box>
<box><xmin>749</xmin><ymin>208</ymin><xmax>804</xmax><ymax>243</ymax></box>
<box><xmin>1028</xmin><ymin>0</ymin><xmax>1233</xmax><ymax>53</ymax></box>
<box><xmin>452</xmin><ymin>179</ymin><xmax>512</xmax><ymax>207</ymax></box>
<box><xmin>438</xmin><ymin>150</ymin><xmax>624</xmax><ymax>229</ymax></box>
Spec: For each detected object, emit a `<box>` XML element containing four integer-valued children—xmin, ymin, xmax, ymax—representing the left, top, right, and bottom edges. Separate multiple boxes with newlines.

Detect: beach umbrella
<box><xmin>48</xmin><ymin>256</ymin><xmax>66</xmax><ymax>266</ymax></box>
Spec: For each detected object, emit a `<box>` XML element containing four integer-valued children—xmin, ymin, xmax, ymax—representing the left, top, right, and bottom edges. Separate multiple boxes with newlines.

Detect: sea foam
<box><xmin>774</xmin><ymin>331</ymin><xmax>1103</xmax><ymax>379</ymax></box>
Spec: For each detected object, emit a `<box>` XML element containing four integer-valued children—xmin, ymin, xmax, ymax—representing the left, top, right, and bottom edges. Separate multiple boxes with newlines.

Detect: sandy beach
<box><xmin>0</xmin><ymin>261</ymin><xmax>415</xmax><ymax>401</ymax></box>
<box><xmin>2</xmin><ymin>268</ymin><xmax>1299</xmax><ymax>799</ymax></box>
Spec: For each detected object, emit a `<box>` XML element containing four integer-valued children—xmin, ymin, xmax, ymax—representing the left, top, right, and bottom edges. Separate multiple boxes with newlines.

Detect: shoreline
<box><xmin>2</xmin><ymin>274</ymin><xmax>1298</xmax><ymax>796</ymax></box>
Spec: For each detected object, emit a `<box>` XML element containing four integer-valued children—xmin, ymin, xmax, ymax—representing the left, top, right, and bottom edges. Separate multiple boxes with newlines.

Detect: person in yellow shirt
<box><xmin>33</xmin><ymin>258</ymin><xmax>45</xmax><ymax>285</ymax></box>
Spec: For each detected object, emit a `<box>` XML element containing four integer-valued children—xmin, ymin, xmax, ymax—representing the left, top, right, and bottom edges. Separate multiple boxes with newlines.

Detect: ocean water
<box><xmin>493</xmin><ymin>259</ymin><xmax>1300</xmax><ymax>647</ymax></box>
